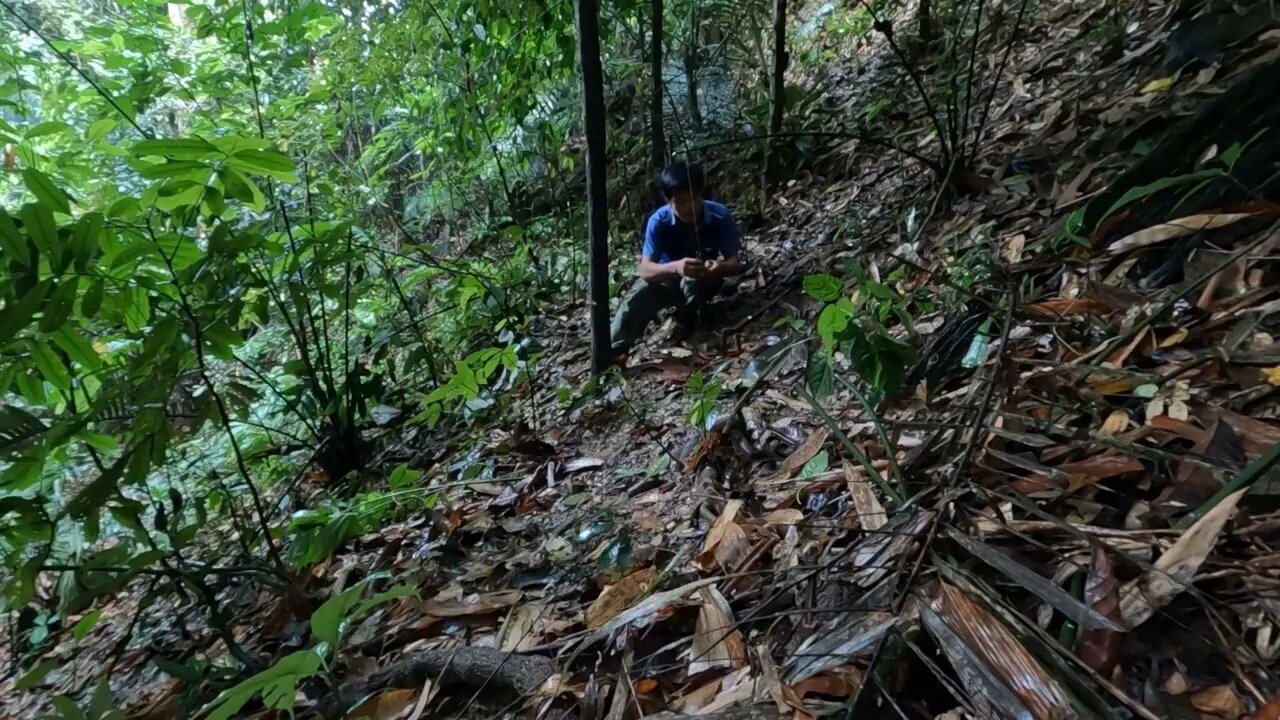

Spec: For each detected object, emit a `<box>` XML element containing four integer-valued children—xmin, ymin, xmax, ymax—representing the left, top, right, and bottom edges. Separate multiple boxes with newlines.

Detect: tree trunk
<box><xmin>765</xmin><ymin>0</ymin><xmax>788</xmax><ymax>183</ymax></box>
<box><xmin>917</xmin><ymin>0</ymin><xmax>935</xmax><ymax>50</ymax></box>
<box><xmin>575</xmin><ymin>0</ymin><xmax>614</xmax><ymax>372</ymax></box>
<box><xmin>649</xmin><ymin>0</ymin><xmax>666</xmax><ymax>173</ymax></box>
<box><xmin>684</xmin><ymin>4</ymin><xmax>702</xmax><ymax>128</ymax></box>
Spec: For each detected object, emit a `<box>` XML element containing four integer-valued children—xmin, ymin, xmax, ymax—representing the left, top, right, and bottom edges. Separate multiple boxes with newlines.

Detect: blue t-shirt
<box><xmin>641</xmin><ymin>200</ymin><xmax>740</xmax><ymax>263</ymax></box>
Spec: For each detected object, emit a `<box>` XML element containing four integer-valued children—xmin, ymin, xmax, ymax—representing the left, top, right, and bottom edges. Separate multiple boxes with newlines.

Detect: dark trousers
<box><xmin>610</xmin><ymin>277</ymin><xmax>723</xmax><ymax>353</ymax></box>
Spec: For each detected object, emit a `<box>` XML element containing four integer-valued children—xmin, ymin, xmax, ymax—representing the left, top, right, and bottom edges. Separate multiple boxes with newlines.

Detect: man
<box><xmin>610</xmin><ymin>161</ymin><xmax>741</xmax><ymax>358</ymax></box>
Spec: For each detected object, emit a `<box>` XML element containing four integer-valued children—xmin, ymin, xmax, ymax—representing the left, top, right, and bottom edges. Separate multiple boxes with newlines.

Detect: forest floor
<box><xmin>10</xmin><ymin>0</ymin><xmax>1280</xmax><ymax>718</ymax></box>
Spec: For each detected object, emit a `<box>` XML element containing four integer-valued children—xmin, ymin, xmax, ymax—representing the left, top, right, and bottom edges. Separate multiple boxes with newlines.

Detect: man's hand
<box><xmin>675</xmin><ymin>258</ymin><xmax>707</xmax><ymax>278</ymax></box>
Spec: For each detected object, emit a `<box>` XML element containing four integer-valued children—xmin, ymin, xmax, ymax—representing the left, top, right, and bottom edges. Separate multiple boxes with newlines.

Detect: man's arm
<box><xmin>639</xmin><ymin>256</ymin><xmax>701</xmax><ymax>281</ymax></box>
<box><xmin>707</xmin><ymin>206</ymin><xmax>742</xmax><ymax>279</ymax></box>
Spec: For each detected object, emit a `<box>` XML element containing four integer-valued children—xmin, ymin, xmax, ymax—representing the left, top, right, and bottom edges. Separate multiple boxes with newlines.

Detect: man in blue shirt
<box><xmin>610</xmin><ymin>161</ymin><xmax>741</xmax><ymax>357</ymax></box>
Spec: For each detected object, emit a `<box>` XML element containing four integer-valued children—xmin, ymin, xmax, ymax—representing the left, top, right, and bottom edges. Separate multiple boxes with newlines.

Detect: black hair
<box><xmin>658</xmin><ymin>161</ymin><xmax>705</xmax><ymax>199</ymax></box>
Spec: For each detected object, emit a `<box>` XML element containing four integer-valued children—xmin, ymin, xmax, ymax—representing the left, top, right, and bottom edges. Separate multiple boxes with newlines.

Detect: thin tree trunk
<box><xmin>765</xmin><ymin>0</ymin><xmax>788</xmax><ymax>183</ymax></box>
<box><xmin>917</xmin><ymin>0</ymin><xmax>935</xmax><ymax>50</ymax></box>
<box><xmin>575</xmin><ymin>0</ymin><xmax>613</xmax><ymax>372</ymax></box>
<box><xmin>649</xmin><ymin>0</ymin><xmax>666</xmax><ymax>173</ymax></box>
<box><xmin>684</xmin><ymin>4</ymin><xmax>702</xmax><ymax>128</ymax></box>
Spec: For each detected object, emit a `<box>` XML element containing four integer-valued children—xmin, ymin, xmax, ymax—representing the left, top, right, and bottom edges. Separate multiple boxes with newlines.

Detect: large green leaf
<box><xmin>24</xmin><ymin>120</ymin><xmax>73</xmax><ymax>139</ymax></box>
<box><xmin>30</xmin><ymin>338</ymin><xmax>71</xmax><ymax>392</ymax></box>
<box><xmin>23</xmin><ymin>169</ymin><xmax>72</xmax><ymax>214</ymax></box>
<box><xmin>0</xmin><ymin>279</ymin><xmax>50</xmax><ymax>342</ymax></box>
<box><xmin>20</xmin><ymin>202</ymin><xmax>59</xmax><ymax>266</ymax></box>
<box><xmin>122</xmin><ymin>287</ymin><xmax>150</xmax><ymax>332</ymax></box>
<box><xmin>136</xmin><ymin>160</ymin><xmax>213</xmax><ymax>181</ymax></box>
<box><xmin>0</xmin><ymin>208</ymin><xmax>30</xmax><ymax>265</ymax></box>
<box><xmin>132</xmin><ymin>137</ymin><xmax>220</xmax><ymax>160</ymax></box>
<box><xmin>71</xmin><ymin>213</ymin><xmax>103</xmax><ymax>273</ymax></box>
<box><xmin>228</xmin><ymin>149</ymin><xmax>298</xmax><ymax>182</ymax></box>
<box><xmin>803</xmin><ymin>273</ymin><xmax>843</xmax><ymax>302</ymax></box>
<box><xmin>52</xmin><ymin>326</ymin><xmax>101</xmax><ymax>370</ymax></box>
<box><xmin>218</xmin><ymin>167</ymin><xmax>265</xmax><ymax>212</ymax></box>
<box><xmin>80</xmin><ymin>279</ymin><xmax>104</xmax><ymax>319</ymax></box>
<box><xmin>86</xmin><ymin>118</ymin><xmax>117</xmax><ymax>143</ymax></box>
<box><xmin>39</xmin><ymin>276</ymin><xmax>79</xmax><ymax>332</ymax></box>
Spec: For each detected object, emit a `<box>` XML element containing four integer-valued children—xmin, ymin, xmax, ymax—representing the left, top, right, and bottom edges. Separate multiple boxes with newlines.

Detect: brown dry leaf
<box><xmin>1107</xmin><ymin>212</ymin><xmax>1258</xmax><ymax>253</ymax></box>
<box><xmin>1075</xmin><ymin>546</ymin><xmax>1122</xmax><ymax>676</ymax></box>
<box><xmin>689</xmin><ymin>585</ymin><xmax>748</xmax><ymax>675</ymax></box>
<box><xmin>499</xmin><ymin>603</ymin><xmax>544</xmax><ymax>651</ymax></box>
<box><xmin>920</xmin><ymin>582</ymin><xmax>1074</xmax><ymax>719</ymax></box>
<box><xmin>844</xmin><ymin>461</ymin><xmax>887</xmax><ymax>531</ymax></box>
<box><xmin>1120</xmin><ymin>489</ymin><xmax>1246</xmax><ymax>628</ymax></box>
<box><xmin>790</xmin><ymin>667</ymin><xmax>863</xmax><ymax>700</ymax></box>
<box><xmin>1252</xmin><ymin>692</ymin><xmax>1280</xmax><ymax>719</ymax></box>
<box><xmin>1003</xmin><ymin>233</ymin><xmax>1027</xmax><ymax>263</ymax></box>
<box><xmin>1055</xmin><ymin>161</ymin><xmax>1099</xmax><ymax>209</ymax></box>
<box><xmin>702</xmin><ymin>500</ymin><xmax>744</xmax><ymax>554</ymax></box>
<box><xmin>586</xmin><ymin>567</ymin><xmax>658</xmax><ymax>629</ymax></box>
<box><xmin>775</xmin><ymin>430</ymin><xmax>829</xmax><ymax>478</ymax></box>
<box><xmin>1147</xmin><ymin>415</ymin><xmax>1209</xmax><ymax>444</ymax></box>
<box><xmin>674</xmin><ymin>678</ymin><xmax>722</xmax><ymax>712</ymax></box>
<box><xmin>1191</xmin><ymin>684</ymin><xmax>1246</xmax><ymax>718</ymax></box>
<box><xmin>1026</xmin><ymin>297</ymin><xmax>1116</xmax><ymax>317</ymax></box>
<box><xmin>710</xmin><ymin>522</ymin><xmax>751</xmax><ymax>573</ymax></box>
<box><xmin>765</xmin><ymin>508</ymin><xmax>805</xmax><ymax>526</ymax></box>
<box><xmin>758</xmin><ymin>644</ymin><xmax>794</xmax><ymax>714</ymax></box>
<box><xmin>349</xmin><ymin>688</ymin><xmax>417</xmax><ymax>720</ymax></box>
<box><xmin>1100</xmin><ymin>410</ymin><xmax>1130</xmax><ymax>436</ymax></box>
<box><xmin>1213</xmin><ymin>410</ymin><xmax>1280</xmax><ymax>457</ymax></box>
<box><xmin>420</xmin><ymin>589</ymin><xmax>521</xmax><ymax>618</ymax></box>
<box><xmin>1056</xmin><ymin>452</ymin><xmax>1145</xmax><ymax>493</ymax></box>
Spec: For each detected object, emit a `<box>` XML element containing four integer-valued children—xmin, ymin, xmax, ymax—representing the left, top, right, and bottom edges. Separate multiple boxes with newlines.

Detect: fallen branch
<box><xmin>320</xmin><ymin>647</ymin><xmax>556</xmax><ymax>718</ymax></box>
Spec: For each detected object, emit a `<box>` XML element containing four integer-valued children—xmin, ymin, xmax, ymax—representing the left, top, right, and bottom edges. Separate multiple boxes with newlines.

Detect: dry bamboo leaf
<box><xmin>349</xmin><ymin>688</ymin><xmax>417</xmax><ymax>720</ymax></box>
<box><xmin>1191</xmin><ymin>684</ymin><xmax>1246</xmax><ymax>718</ymax></box>
<box><xmin>695</xmin><ymin>667</ymin><xmax>761</xmax><ymax>716</ymax></box>
<box><xmin>689</xmin><ymin>585</ymin><xmax>748</xmax><ymax>675</ymax></box>
<box><xmin>1075</xmin><ymin>546</ymin><xmax>1122</xmax><ymax>676</ymax></box>
<box><xmin>674</xmin><ymin>679</ymin><xmax>722</xmax><ymax>712</ymax></box>
<box><xmin>1026</xmin><ymin>297</ymin><xmax>1116</xmax><ymax>317</ymax></box>
<box><xmin>499</xmin><ymin>603</ymin><xmax>543</xmax><ymax>651</ymax></box>
<box><xmin>1107</xmin><ymin>212</ymin><xmax>1257</xmax><ymax>253</ymax></box>
<box><xmin>775</xmin><ymin>430</ymin><xmax>829</xmax><ymax>478</ymax></box>
<box><xmin>1120</xmin><ymin>489</ymin><xmax>1245</xmax><ymax>628</ymax></box>
<box><xmin>1057</xmin><ymin>452</ymin><xmax>1146</xmax><ymax>493</ymax></box>
<box><xmin>922</xmin><ymin>582</ymin><xmax>1076</xmax><ymax>720</ymax></box>
<box><xmin>844</xmin><ymin>461</ymin><xmax>887</xmax><ymax>531</ymax></box>
<box><xmin>702</xmin><ymin>499</ymin><xmax>744</xmax><ymax>554</ymax></box>
<box><xmin>420</xmin><ymin>589</ymin><xmax>521</xmax><ymax>618</ymax></box>
<box><xmin>586</xmin><ymin>567</ymin><xmax>658</xmax><ymax>629</ymax></box>
<box><xmin>758</xmin><ymin>645</ymin><xmax>793</xmax><ymax>714</ymax></box>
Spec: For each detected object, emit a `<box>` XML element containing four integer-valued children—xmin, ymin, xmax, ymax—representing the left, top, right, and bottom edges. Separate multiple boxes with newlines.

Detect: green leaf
<box><xmin>1100</xmin><ymin>170</ymin><xmax>1221</xmax><ymax>224</ymax></box>
<box><xmin>799</xmin><ymin>449</ymin><xmax>829</xmax><ymax>478</ymax></box>
<box><xmin>23</xmin><ymin>169</ymin><xmax>72</xmax><ymax>214</ymax></box>
<box><xmin>804</xmin><ymin>273</ymin><xmax>843</xmax><ymax>302</ymax></box>
<box><xmin>30</xmin><ymin>338</ymin><xmax>71</xmax><ymax>392</ymax></box>
<box><xmin>806</xmin><ymin>349</ymin><xmax>835</xmax><ymax>400</ymax></box>
<box><xmin>86</xmin><ymin>118</ymin><xmax>117</xmax><ymax>143</ymax></box>
<box><xmin>123</xmin><ymin>287</ymin><xmax>150</xmax><ymax>332</ymax></box>
<box><xmin>51</xmin><ymin>695</ymin><xmax>88</xmax><ymax>720</ymax></box>
<box><xmin>20</xmin><ymin>202</ymin><xmax>58</xmax><ymax>266</ymax></box>
<box><xmin>66</xmin><ymin>452</ymin><xmax>130</xmax><ymax>519</ymax></box>
<box><xmin>137</xmin><ymin>160</ymin><xmax>212</xmax><ymax>180</ymax></box>
<box><xmin>817</xmin><ymin>299</ymin><xmax>855</xmax><ymax>347</ymax></box>
<box><xmin>133</xmin><ymin>137</ymin><xmax>220</xmax><ymax>161</ymax></box>
<box><xmin>0</xmin><ymin>279</ymin><xmax>50</xmax><ymax>341</ymax></box>
<box><xmin>72</xmin><ymin>609</ymin><xmax>102</xmax><ymax>641</ymax></box>
<box><xmin>151</xmin><ymin>655</ymin><xmax>203</xmax><ymax>682</ymax></box>
<box><xmin>0</xmin><ymin>208</ymin><xmax>30</xmax><ymax>265</ymax></box>
<box><xmin>71</xmin><ymin>213</ymin><xmax>103</xmax><ymax>273</ymax></box>
<box><xmin>25</xmin><ymin>120</ymin><xmax>73</xmax><ymax>139</ymax></box>
<box><xmin>152</xmin><ymin>182</ymin><xmax>207</xmax><ymax>211</ymax></box>
<box><xmin>14</xmin><ymin>658</ymin><xmax>58</xmax><ymax>690</ymax></box>
<box><xmin>227</xmin><ymin>148</ymin><xmax>298</xmax><ymax>182</ymax></box>
<box><xmin>201</xmin><ymin>650</ymin><xmax>323</xmax><ymax>720</ymax></box>
<box><xmin>40</xmin><ymin>277</ymin><xmax>79</xmax><ymax>332</ymax></box>
<box><xmin>219</xmin><ymin>168</ymin><xmax>265</xmax><ymax>212</ymax></box>
<box><xmin>52</xmin><ymin>326</ymin><xmax>101</xmax><ymax>370</ymax></box>
<box><xmin>388</xmin><ymin>463</ymin><xmax>420</xmax><ymax>490</ymax></box>
<box><xmin>80</xmin><ymin>279</ymin><xmax>104</xmax><ymax>318</ymax></box>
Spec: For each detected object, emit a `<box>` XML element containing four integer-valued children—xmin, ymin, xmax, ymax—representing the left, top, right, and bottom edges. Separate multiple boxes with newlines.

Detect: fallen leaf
<box><xmin>1266</xmin><ymin>365</ymin><xmax>1280</xmax><ymax>386</ymax></box>
<box><xmin>844</xmin><ymin>461</ymin><xmax>887</xmax><ymax>531</ymax></box>
<box><xmin>586</xmin><ymin>567</ymin><xmax>658</xmax><ymax>628</ymax></box>
<box><xmin>1002</xmin><ymin>233</ymin><xmax>1027</xmax><ymax>263</ymax></box>
<box><xmin>349</xmin><ymin>688</ymin><xmax>417</xmax><ymax>720</ymax></box>
<box><xmin>708</xmin><ymin>521</ymin><xmax>751</xmax><ymax>573</ymax></box>
<box><xmin>1191</xmin><ymin>684</ymin><xmax>1246</xmax><ymax>718</ymax></box>
<box><xmin>765</xmin><ymin>508</ymin><xmax>805</xmax><ymax>526</ymax></box>
<box><xmin>1140</xmin><ymin>75</ymin><xmax>1175</xmax><ymax>93</ymax></box>
<box><xmin>1055</xmin><ymin>161</ymin><xmax>1099</xmax><ymax>209</ymax></box>
<box><xmin>420</xmin><ymin>589</ymin><xmax>521</xmax><ymax>618</ymax></box>
<box><xmin>633</xmin><ymin>678</ymin><xmax>658</xmax><ymax>695</ymax></box>
<box><xmin>689</xmin><ymin>585</ymin><xmax>748</xmax><ymax>675</ymax></box>
<box><xmin>1100</xmin><ymin>410</ymin><xmax>1130</xmax><ymax>436</ymax></box>
<box><xmin>1075</xmin><ymin>546</ymin><xmax>1122</xmax><ymax>676</ymax></box>
<box><xmin>1120</xmin><ymin>489</ymin><xmax>1246</xmax><ymax>627</ymax></box>
<box><xmin>566</xmin><ymin>456</ymin><xmax>605</xmax><ymax>472</ymax></box>
<box><xmin>1252</xmin><ymin>692</ymin><xmax>1280</xmax><ymax>719</ymax></box>
<box><xmin>1055</xmin><ymin>452</ymin><xmax>1145</xmax><ymax>493</ymax></box>
<box><xmin>499</xmin><ymin>603</ymin><xmax>544</xmax><ymax>651</ymax></box>
<box><xmin>1107</xmin><ymin>212</ymin><xmax>1257</xmax><ymax>253</ymax></box>
<box><xmin>1160</xmin><ymin>327</ymin><xmax>1189</xmax><ymax>348</ymax></box>
<box><xmin>920</xmin><ymin>582</ymin><xmax>1073</xmax><ymax>719</ymax></box>
<box><xmin>758</xmin><ymin>644</ymin><xmax>795</xmax><ymax>714</ymax></box>
<box><xmin>673</xmin><ymin>678</ymin><xmax>721</xmax><ymax>712</ymax></box>
<box><xmin>790</xmin><ymin>667</ymin><xmax>863</xmax><ymax>699</ymax></box>
<box><xmin>775</xmin><ymin>430</ymin><xmax>829</xmax><ymax>478</ymax></box>
<box><xmin>1026</xmin><ymin>297</ymin><xmax>1116</xmax><ymax>317</ymax></box>
<box><xmin>701</xmin><ymin>500</ymin><xmax>744</xmax><ymax>554</ymax></box>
